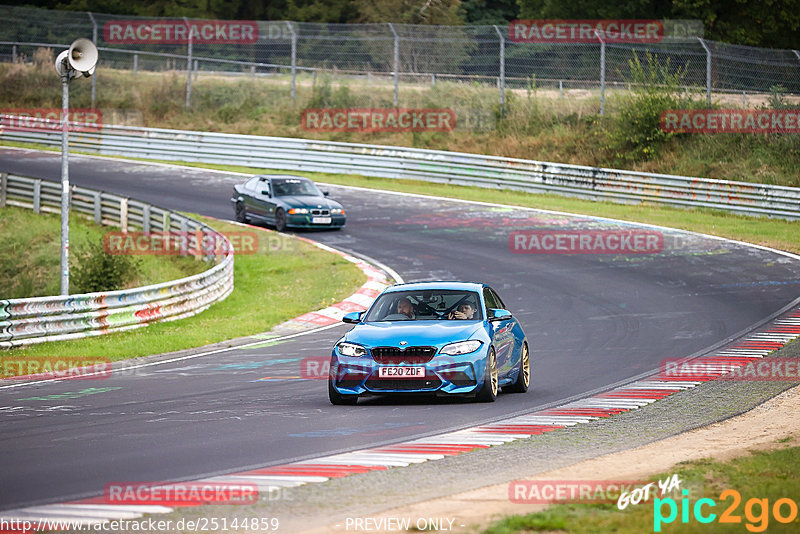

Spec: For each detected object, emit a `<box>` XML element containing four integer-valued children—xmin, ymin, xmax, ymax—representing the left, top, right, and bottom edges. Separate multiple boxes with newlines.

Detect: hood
<box><xmin>344</xmin><ymin>321</ymin><xmax>484</xmax><ymax>349</ymax></box>
<box><xmin>280</xmin><ymin>195</ymin><xmax>341</xmax><ymax>210</ymax></box>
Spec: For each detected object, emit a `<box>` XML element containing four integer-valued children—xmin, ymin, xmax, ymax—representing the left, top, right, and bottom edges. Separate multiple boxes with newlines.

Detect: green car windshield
<box><xmin>364</xmin><ymin>290</ymin><xmax>483</xmax><ymax>321</ymax></box>
<box><xmin>272</xmin><ymin>178</ymin><xmax>322</xmax><ymax>197</ymax></box>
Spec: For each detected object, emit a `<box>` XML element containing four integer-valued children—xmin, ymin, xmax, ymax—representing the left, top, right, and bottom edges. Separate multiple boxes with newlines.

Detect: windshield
<box><xmin>271</xmin><ymin>178</ymin><xmax>322</xmax><ymax>197</ymax></box>
<box><xmin>364</xmin><ymin>289</ymin><xmax>483</xmax><ymax>322</ymax></box>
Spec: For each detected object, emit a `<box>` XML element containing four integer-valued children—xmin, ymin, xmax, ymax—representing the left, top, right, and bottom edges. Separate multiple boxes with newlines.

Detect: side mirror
<box><xmin>488</xmin><ymin>308</ymin><xmax>512</xmax><ymax>322</ymax></box>
<box><xmin>323</xmin><ymin>191</ymin><xmax>330</xmax><ymax>197</ymax></box>
<box><xmin>342</xmin><ymin>311</ymin><xmax>364</xmax><ymax>324</ymax></box>
<box><xmin>261</xmin><ymin>190</ymin><xmax>271</xmax><ymax>197</ymax></box>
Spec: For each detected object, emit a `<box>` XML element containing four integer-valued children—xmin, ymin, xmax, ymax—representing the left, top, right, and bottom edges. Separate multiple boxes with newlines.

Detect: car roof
<box><xmin>383</xmin><ymin>281</ymin><xmax>485</xmax><ymax>293</ymax></box>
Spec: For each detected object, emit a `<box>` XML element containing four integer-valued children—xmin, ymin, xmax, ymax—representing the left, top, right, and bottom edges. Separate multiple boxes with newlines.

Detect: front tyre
<box><xmin>476</xmin><ymin>348</ymin><xmax>498</xmax><ymax>403</ymax></box>
<box><xmin>329</xmin><ymin>378</ymin><xmax>358</xmax><ymax>405</ymax></box>
<box><xmin>504</xmin><ymin>342</ymin><xmax>530</xmax><ymax>393</ymax></box>
<box><xmin>275</xmin><ymin>208</ymin><xmax>287</xmax><ymax>232</ymax></box>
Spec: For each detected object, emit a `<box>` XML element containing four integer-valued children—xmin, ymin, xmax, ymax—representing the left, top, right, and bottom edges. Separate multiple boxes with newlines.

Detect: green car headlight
<box><xmin>331</xmin><ymin>208</ymin><xmax>345</xmax><ymax>215</ymax></box>
<box><xmin>288</xmin><ymin>208</ymin><xmax>309</xmax><ymax>215</ymax></box>
<box><xmin>338</xmin><ymin>342</ymin><xmax>367</xmax><ymax>357</ymax></box>
<box><xmin>440</xmin><ymin>340</ymin><xmax>482</xmax><ymax>355</ymax></box>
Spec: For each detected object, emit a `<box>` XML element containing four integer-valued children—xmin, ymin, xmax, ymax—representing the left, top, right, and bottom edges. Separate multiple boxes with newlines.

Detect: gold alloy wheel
<box><xmin>521</xmin><ymin>343</ymin><xmax>530</xmax><ymax>387</ymax></box>
<box><xmin>489</xmin><ymin>350</ymin><xmax>499</xmax><ymax>397</ymax></box>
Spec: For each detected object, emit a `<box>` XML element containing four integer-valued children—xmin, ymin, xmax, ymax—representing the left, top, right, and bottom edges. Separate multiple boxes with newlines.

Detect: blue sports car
<box><xmin>329</xmin><ymin>281</ymin><xmax>530</xmax><ymax>405</ymax></box>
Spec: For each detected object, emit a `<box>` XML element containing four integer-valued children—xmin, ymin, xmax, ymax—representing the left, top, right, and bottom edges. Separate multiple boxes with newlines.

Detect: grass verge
<box><xmin>484</xmin><ymin>445</ymin><xmax>800</xmax><ymax>533</ymax></box>
<box><xmin>0</xmin><ymin>205</ymin><xmax>205</xmax><ymax>299</ymax></box>
<box><xmin>2</xmin><ymin>215</ymin><xmax>365</xmax><ymax>364</ymax></box>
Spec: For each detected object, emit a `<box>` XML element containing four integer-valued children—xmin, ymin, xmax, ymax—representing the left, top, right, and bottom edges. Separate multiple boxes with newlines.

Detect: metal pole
<box><xmin>286</xmin><ymin>22</ymin><xmax>297</xmax><ymax>104</ymax></box>
<box><xmin>494</xmin><ymin>25</ymin><xmax>505</xmax><ymax>108</ymax></box>
<box><xmin>88</xmin><ymin>12</ymin><xmax>97</xmax><ymax>108</ymax></box>
<box><xmin>742</xmin><ymin>91</ymin><xmax>746</xmax><ymax>108</ymax></box>
<box><xmin>794</xmin><ymin>50</ymin><xmax>800</xmax><ymax>62</ymax></box>
<box><xmin>184</xmin><ymin>17</ymin><xmax>193</xmax><ymax>108</ymax></box>
<box><xmin>60</xmin><ymin>64</ymin><xmax>70</xmax><ymax>295</ymax></box>
<box><xmin>194</xmin><ymin>59</ymin><xmax>199</xmax><ymax>80</ymax></box>
<box><xmin>596</xmin><ymin>30</ymin><xmax>606</xmax><ymax>116</ymax></box>
<box><xmin>559</xmin><ymin>80</ymin><xmax>563</xmax><ymax>98</ymax></box>
<box><xmin>388</xmin><ymin>23</ymin><xmax>399</xmax><ymax>107</ymax></box>
<box><xmin>698</xmin><ymin>38</ymin><xmax>711</xmax><ymax>108</ymax></box>
<box><xmin>133</xmin><ymin>53</ymin><xmax>138</xmax><ymax>75</ymax></box>
<box><xmin>12</xmin><ymin>44</ymin><xmax>17</xmax><ymax>63</ymax></box>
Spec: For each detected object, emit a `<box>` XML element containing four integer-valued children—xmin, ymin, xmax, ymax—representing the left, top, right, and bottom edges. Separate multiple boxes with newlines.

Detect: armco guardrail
<box><xmin>0</xmin><ymin>172</ymin><xmax>234</xmax><ymax>348</ymax></box>
<box><xmin>2</xmin><ymin>116</ymin><xmax>799</xmax><ymax>219</ymax></box>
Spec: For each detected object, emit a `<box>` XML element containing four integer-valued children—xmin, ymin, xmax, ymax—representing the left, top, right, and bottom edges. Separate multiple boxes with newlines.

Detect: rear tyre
<box><xmin>234</xmin><ymin>202</ymin><xmax>248</xmax><ymax>223</ymax></box>
<box><xmin>329</xmin><ymin>378</ymin><xmax>358</xmax><ymax>405</ymax></box>
<box><xmin>476</xmin><ymin>348</ymin><xmax>498</xmax><ymax>403</ymax></box>
<box><xmin>275</xmin><ymin>208</ymin><xmax>287</xmax><ymax>232</ymax></box>
<box><xmin>504</xmin><ymin>342</ymin><xmax>530</xmax><ymax>393</ymax></box>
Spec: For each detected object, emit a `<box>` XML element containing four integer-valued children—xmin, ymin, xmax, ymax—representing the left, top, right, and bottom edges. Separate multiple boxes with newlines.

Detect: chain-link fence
<box><xmin>2</xmin><ymin>4</ymin><xmax>800</xmax><ymax>114</ymax></box>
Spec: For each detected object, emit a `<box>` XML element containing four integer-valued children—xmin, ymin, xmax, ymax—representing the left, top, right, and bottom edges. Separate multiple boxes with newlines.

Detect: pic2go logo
<box><xmin>654</xmin><ymin>489</ymin><xmax>799</xmax><ymax>532</ymax></box>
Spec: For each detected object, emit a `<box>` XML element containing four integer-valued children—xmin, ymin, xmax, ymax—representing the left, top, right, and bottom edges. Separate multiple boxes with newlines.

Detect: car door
<box><xmin>484</xmin><ymin>287</ymin><xmax>516</xmax><ymax>375</ymax></box>
<box><xmin>246</xmin><ymin>177</ymin><xmax>274</xmax><ymax>222</ymax></box>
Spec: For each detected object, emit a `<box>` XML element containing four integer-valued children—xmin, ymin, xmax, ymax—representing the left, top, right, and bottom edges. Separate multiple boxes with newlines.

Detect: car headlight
<box><xmin>331</xmin><ymin>208</ymin><xmax>345</xmax><ymax>215</ymax></box>
<box><xmin>440</xmin><ymin>340</ymin><xmax>482</xmax><ymax>355</ymax></box>
<box><xmin>288</xmin><ymin>208</ymin><xmax>309</xmax><ymax>215</ymax></box>
<box><xmin>337</xmin><ymin>342</ymin><xmax>367</xmax><ymax>357</ymax></box>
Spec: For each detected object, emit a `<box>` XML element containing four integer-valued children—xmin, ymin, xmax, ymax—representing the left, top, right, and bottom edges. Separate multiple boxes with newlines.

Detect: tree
<box><xmin>356</xmin><ymin>0</ymin><xmax>464</xmax><ymax>25</ymax></box>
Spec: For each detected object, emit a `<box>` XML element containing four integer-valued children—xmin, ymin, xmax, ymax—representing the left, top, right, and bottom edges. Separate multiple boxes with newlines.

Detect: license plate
<box><xmin>378</xmin><ymin>366</ymin><xmax>425</xmax><ymax>378</ymax></box>
<box><xmin>312</xmin><ymin>216</ymin><xmax>332</xmax><ymax>224</ymax></box>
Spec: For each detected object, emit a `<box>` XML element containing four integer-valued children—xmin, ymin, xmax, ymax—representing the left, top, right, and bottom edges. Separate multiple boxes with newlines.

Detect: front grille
<box><xmin>371</xmin><ymin>346</ymin><xmax>437</xmax><ymax>364</ymax></box>
<box><xmin>365</xmin><ymin>376</ymin><xmax>442</xmax><ymax>391</ymax></box>
<box><xmin>311</xmin><ymin>209</ymin><xmax>330</xmax><ymax>216</ymax></box>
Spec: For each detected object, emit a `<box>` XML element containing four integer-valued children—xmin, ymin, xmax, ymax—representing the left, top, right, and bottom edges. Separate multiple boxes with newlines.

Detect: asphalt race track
<box><xmin>2</xmin><ymin>147</ymin><xmax>800</xmax><ymax>510</ymax></box>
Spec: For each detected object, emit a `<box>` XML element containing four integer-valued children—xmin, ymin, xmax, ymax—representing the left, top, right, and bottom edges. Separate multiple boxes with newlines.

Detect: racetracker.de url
<box><xmin>0</xmin><ymin>516</ymin><xmax>279</xmax><ymax>532</ymax></box>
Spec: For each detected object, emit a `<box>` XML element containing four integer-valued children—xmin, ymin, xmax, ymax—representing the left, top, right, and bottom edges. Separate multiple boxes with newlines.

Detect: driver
<box><xmin>448</xmin><ymin>302</ymin><xmax>476</xmax><ymax>320</ymax></box>
<box><xmin>397</xmin><ymin>297</ymin><xmax>416</xmax><ymax>319</ymax></box>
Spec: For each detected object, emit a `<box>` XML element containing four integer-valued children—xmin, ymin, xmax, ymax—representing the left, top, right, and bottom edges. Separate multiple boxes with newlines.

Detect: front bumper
<box><xmin>287</xmin><ymin>214</ymin><xmax>346</xmax><ymax>229</ymax></box>
<box><xmin>330</xmin><ymin>351</ymin><xmax>485</xmax><ymax>396</ymax></box>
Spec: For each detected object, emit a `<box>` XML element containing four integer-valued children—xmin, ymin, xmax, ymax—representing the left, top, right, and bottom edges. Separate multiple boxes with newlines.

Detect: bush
<box><xmin>71</xmin><ymin>235</ymin><xmax>140</xmax><ymax>294</ymax></box>
<box><xmin>609</xmin><ymin>52</ymin><xmax>698</xmax><ymax>163</ymax></box>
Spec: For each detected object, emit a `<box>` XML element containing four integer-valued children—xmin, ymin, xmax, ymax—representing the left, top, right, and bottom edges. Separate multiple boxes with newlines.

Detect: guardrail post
<box><xmin>33</xmin><ymin>179</ymin><xmax>41</xmax><ymax>214</ymax></box>
<box><xmin>595</xmin><ymin>30</ymin><xmax>606</xmax><ymax>116</ymax></box>
<box><xmin>194</xmin><ymin>59</ymin><xmax>199</xmax><ymax>80</ymax></box>
<box><xmin>698</xmin><ymin>38</ymin><xmax>712</xmax><ymax>108</ymax></box>
<box><xmin>120</xmin><ymin>198</ymin><xmax>129</xmax><ymax>233</ymax></box>
<box><xmin>494</xmin><ymin>25</ymin><xmax>506</xmax><ymax>109</ymax></box>
<box><xmin>184</xmin><ymin>17</ymin><xmax>193</xmax><ymax>108</ymax></box>
<box><xmin>286</xmin><ymin>22</ymin><xmax>297</xmax><ymax>104</ymax></box>
<box><xmin>559</xmin><ymin>80</ymin><xmax>563</xmax><ymax>98</ymax></box>
<box><xmin>431</xmin><ymin>73</ymin><xmax>435</xmax><ymax>85</ymax></box>
<box><xmin>88</xmin><ymin>12</ymin><xmax>98</xmax><ymax>108</ymax></box>
<box><xmin>163</xmin><ymin>211</ymin><xmax>170</xmax><ymax>232</ymax></box>
<box><xmin>388</xmin><ymin>23</ymin><xmax>399</xmax><ymax>107</ymax></box>
<box><xmin>142</xmin><ymin>204</ymin><xmax>151</xmax><ymax>233</ymax></box>
<box><xmin>180</xmin><ymin>218</ymin><xmax>188</xmax><ymax>256</ymax></box>
<box><xmin>12</xmin><ymin>45</ymin><xmax>17</xmax><ymax>63</ymax></box>
<box><xmin>0</xmin><ymin>173</ymin><xmax>6</xmax><ymax>207</ymax></box>
<box><xmin>93</xmin><ymin>191</ymin><xmax>101</xmax><ymax>223</ymax></box>
<box><xmin>133</xmin><ymin>53</ymin><xmax>138</xmax><ymax>75</ymax></box>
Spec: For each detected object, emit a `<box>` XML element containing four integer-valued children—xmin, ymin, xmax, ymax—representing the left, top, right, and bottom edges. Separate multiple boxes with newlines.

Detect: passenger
<box><xmin>397</xmin><ymin>297</ymin><xmax>416</xmax><ymax>319</ymax></box>
<box><xmin>448</xmin><ymin>302</ymin><xmax>476</xmax><ymax>320</ymax></box>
